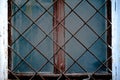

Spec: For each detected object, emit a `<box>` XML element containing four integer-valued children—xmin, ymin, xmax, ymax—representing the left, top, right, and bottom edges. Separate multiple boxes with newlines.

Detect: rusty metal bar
<box><xmin>9</xmin><ymin>2</ymin><xmax>68</xmax><ymax>79</ymax></box>
<box><xmin>8</xmin><ymin>72</ymin><xmax>112</xmax><ymax>79</ymax></box>
<box><xmin>107</xmin><ymin>0</ymin><xmax>112</xmax><ymax>70</ymax></box>
<box><xmin>8</xmin><ymin>0</ymin><xmax>12</xmax><ymax>70</ymax></box>
<box><xmin>8</xmin><ymin>0</ymin><xmax>112</xmax><ymax>79</ymax></box>
<box><xmin>29</xmin><ymin>0</ymin><xmax>111</xmax><ymax>74</ymax></box>
<box><xmin>53</xmin><ymin>0</ymin><xmax>65</xmax><ymax>74</ymax></box>
<box><xmin>10</xmin><ymin>0</ymin><xmax>66</xmax><ymax>75</ymax></box>
<box><xmin>36</xmin><ymin>0</ymin><xmax>88</xmax><ymax>74</ymax></box>
<box><xmin>8</xmin><ymin>7</ymin><xmax>68</xmax><ymax>80</ymax></box>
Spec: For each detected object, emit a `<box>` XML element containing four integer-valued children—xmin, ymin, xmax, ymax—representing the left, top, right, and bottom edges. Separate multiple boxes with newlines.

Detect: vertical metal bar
<box><xmin>107</xmin><ymin>0</ymin><xmax>112</xmax><ymax>71</ymax></box>
<box><xmin>8</xmin><ymin>0</ymin><xmax>12</xmax><ymax>70</ymax></box>
<box><xmin>53</xmin><ymin>0</ymin><xmax>65</xmax><ymax>73</ymax></box>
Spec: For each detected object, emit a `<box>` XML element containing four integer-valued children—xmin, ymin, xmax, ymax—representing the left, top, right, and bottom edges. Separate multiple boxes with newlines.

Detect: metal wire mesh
<box><xmin>8</xmin><ymin>0</ymin><xmax>112</xmax><ymax>79</ymax></box>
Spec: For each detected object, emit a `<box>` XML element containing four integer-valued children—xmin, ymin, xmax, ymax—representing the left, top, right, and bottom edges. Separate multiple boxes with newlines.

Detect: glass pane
<box><xmin>12</xmin><ymin>0</ymin><xmax>53</xmax><ymax>73</ymax></box>
<box><xmin>65</xmin><ymin>0</ymin><xmax>107</xmax><ymax>73</ymax></box>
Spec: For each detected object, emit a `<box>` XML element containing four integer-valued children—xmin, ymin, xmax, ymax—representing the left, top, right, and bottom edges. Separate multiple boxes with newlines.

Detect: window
<box><xmin>8</xmin><ymin>0</ymin><xmax>112</xmax><ymax>79</ymax></box>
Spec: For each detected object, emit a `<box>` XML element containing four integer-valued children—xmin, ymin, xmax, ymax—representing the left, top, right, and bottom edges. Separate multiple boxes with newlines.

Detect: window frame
<box><xmin>8</xmin><ymin>0</ymin><xmax>112</xmax><ymax>79</ymax></box>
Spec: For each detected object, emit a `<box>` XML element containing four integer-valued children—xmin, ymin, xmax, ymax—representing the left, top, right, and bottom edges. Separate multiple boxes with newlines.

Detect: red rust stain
<box><xmin>53</xmin><ymin>0</ymin><xmax>65</xmax><ymax>73</ymax></box>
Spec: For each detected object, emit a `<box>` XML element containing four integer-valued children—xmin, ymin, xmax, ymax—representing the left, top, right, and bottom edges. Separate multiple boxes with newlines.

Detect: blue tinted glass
<box><xmin>12</xmin><ymin>0</ymin><xmax>53</xmax><ymax>73</ymax></box>
<box><xmin>12</xmin><ymin>0</ymin><xmax>107</xmax><ymax>73</ymax></box>
<box><xmin>65</xmin><ymin>0</ymin><xmax>107</xmax><ymax>73</ymax></box>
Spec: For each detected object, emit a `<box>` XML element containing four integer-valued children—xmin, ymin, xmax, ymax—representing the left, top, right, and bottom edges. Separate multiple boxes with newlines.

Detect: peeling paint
<box><xmin>0</xmin><ymin>0</ymin><xmax>8</xmax><ymax>80</ymax></box>
<box><xmin>112</xmin><ymin>0</ymin><xmax>120</xmax><ymax>80</ymax></box>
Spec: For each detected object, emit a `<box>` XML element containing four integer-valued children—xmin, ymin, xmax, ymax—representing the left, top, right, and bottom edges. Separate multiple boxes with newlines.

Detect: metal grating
<box><xmin>8</xmin><ymin>0</ymin><xmax>112</xmax><ymax>80</ymax></box>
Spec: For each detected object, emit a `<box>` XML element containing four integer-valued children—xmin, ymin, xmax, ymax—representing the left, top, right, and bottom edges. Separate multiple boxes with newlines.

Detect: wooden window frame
<box><xmin>8</xmin><ymin>0</ymin><xmax>112</xmax><ymax>79</ymax></box>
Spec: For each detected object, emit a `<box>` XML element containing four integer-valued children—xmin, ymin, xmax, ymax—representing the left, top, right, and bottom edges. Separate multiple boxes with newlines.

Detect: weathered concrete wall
<box><xmin>0</xmin><ymin>0</ymin><xmax>8</xmax><ymax>80</ymax></box>
<box><xmin>112</xmin><ymin>0</ymin><xmax>120</xmax><ymax>80</ymax></box>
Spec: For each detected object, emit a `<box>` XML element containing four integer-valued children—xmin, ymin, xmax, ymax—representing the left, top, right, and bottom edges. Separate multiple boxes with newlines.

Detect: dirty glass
<box><xmin>11</xmin><ymin>0</ymin><xmax>108</xmax><ymax>74</ymax></box>
<box><xmin>12</xmin><ymin>0</ymin><xmax>53</xmax><ymax>73</ymax></box>
<box><xmin>65</xmin><ymin>0</ymin><xmax>107</xmax><ymax>73</ymax></box>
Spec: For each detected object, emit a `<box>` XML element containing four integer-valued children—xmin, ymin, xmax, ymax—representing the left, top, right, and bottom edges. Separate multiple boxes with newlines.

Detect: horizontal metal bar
<box><xmin>8</xmin><ymin>72</ymin><xmax>112</xmax><ymax>79</ymax></box>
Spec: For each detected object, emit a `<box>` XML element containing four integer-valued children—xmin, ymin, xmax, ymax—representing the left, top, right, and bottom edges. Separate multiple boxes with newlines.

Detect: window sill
<box><xmin>8</xmin><ymin>72</ymin><xmax>112</xmax><ymax>79</ymax></box>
